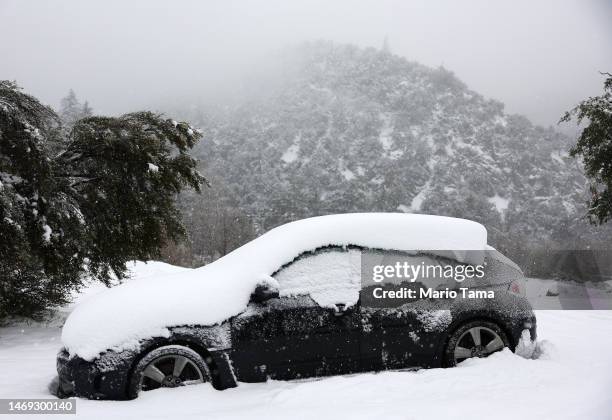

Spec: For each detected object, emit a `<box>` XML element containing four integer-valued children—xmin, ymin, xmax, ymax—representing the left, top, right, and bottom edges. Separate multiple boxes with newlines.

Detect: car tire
<box><xmin>443</xmin><ymin>320</ymin><xmax>510</xmax><ymax>367</ymax></box>
<box><xmin>129</xmin><ymin>345</ymin><xmax>210</xmax><ymax>398</ymax></box>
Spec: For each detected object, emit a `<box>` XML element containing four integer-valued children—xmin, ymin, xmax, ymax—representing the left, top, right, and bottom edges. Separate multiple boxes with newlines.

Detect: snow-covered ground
<box><xmin>1</xmin><ymin>264</ymin><xmax>611</xmax><ymax>420</ymax></box>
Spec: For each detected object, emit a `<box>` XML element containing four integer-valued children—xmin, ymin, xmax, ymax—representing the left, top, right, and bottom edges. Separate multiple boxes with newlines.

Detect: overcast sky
<box><xmin>1</xmin><ymin>0</ymin><xmax>610</xmax><ymax>127</ymax></box>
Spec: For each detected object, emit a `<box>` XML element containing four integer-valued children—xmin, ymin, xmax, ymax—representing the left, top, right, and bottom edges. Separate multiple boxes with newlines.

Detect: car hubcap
<box><xmin>140</xmin><ymin>355</ymin><xmax>204</xmax><ymax>391</ymax></box>
<box><xmin>454</xmin><ymin>326</ymin><xmax>505</xmax><ymax>364</ymax></box>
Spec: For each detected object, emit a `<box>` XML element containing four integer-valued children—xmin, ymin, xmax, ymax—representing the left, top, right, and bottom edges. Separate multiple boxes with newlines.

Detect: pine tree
<box><xmin>81</xmin><ymin>101</ymin><xmax>93</xmax><ymax>118</ymax></box>
<box><xmin>382</xmin><ymin>36</ymin><xmax>390</xmax><ymax>53</ymax></box>
<box><xmin>59</xmin><ymin>89</ymin><xmax>79</xmax><ymax>126</ymax></box>
<box><xmin>0</xmin><ymin>81</ymin><xmax>205</xmax><ymax>320</ymax></box>
<box><xmin>561</xmin><ymin>72</ymin><xmax>612</xmax><ymax>224</ymax></box>
<box><xmin>59</xmin><ymin>89</ymin><xmax>92</xmax><ymax>127</ymax></box>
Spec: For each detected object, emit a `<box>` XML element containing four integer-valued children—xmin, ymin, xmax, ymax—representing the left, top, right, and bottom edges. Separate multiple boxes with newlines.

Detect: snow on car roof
<box><xmin>62</xmin><ymin>213</ymin><xmax>487</xmax><ymax>360</ymax></box>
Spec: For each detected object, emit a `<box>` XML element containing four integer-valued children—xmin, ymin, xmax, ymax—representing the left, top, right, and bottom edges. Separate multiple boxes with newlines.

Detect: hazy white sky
<box><xmin>1</xmin><ymin>0</ymin><xmax>610</xmax><ymax>126</ymax></box>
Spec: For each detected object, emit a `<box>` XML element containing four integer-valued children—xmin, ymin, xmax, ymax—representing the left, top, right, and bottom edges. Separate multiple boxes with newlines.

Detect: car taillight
<box><xmin>508</xmin><ymin>279</ymin><xmax>526</xmax><ymax>297</ymax></box>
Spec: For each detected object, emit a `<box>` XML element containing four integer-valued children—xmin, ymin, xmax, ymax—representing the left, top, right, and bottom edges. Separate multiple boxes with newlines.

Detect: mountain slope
<box><xmin>189</xmin><ymin>42</ymin><xmax>607</xmax><ymax>254</ymax></box>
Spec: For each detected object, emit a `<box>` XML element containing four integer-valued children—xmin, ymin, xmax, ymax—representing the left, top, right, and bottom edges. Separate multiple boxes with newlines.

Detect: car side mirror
<box><xmin>250</xmin><ymin>279</ymin><xmax>280</xmax><ymax>304</ymax></box>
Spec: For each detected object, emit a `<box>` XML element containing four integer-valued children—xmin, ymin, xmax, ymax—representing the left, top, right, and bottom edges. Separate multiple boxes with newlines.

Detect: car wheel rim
<box><xmin>453</xmin><ymin>326</ymin><xmax>505</xmax><ymax>365</ymax></box>
<box><xmin>140</xmin><ymin>354</ymin><xmax>205</xmax><ymax>391</ymax></box>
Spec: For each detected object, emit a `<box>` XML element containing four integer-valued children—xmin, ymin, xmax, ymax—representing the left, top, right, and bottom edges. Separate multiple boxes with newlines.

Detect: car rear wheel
<box><xmin>444</xmin><ymin>320</ymin><xmax>509</xmax><ymax>367</ymax></box>
<box><xmin>130</xmin><ymin>345</ymin><xmax>210</xmax><ymax>397</ymax></box>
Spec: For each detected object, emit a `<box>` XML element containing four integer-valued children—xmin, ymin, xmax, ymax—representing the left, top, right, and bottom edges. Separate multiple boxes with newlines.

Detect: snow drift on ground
<box><xmin>2</xmin><ymin>275</ymin><xmax>611</xmax><ymax>420</ymax></box>
<box><xmin>62</xmin><ymin>213</ymin><xmax>487</xmax><ymax>360</ymax></box>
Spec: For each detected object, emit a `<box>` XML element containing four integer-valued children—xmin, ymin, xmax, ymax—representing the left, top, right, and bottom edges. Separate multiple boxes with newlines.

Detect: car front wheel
<box><xmin>130</xmin><ymin>345</ymin><xmax>210</xmax><ymax>398</ymax></box>
<box><xmin>444</xmin><ymin>320</ymin><xmax>509</xmax><ymax>367</ymax></box>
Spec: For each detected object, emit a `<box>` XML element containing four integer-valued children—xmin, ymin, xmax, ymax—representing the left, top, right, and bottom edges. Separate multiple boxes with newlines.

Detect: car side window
<box><xmin>273</xmin><ymin>247</ymin><xmax>361</xmax><ymax>308</ymax></box>
<box><xmin>361</xmin><ymin>249</ymin><xmax>460</xmax><ymax>290</ymax></box>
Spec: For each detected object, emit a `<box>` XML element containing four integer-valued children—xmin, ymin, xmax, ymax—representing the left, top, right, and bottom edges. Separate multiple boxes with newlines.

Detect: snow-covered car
<box><xmin>56</xmin><ymin>213</ymin><xmax>536</xmax><ymax>400</ymax></box>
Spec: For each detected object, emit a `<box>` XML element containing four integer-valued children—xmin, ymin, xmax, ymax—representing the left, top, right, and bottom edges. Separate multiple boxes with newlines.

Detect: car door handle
<box><xmin>334</xmin><ymin>303</ymin><xmax>347</xmax><ymax>316</ymax></box>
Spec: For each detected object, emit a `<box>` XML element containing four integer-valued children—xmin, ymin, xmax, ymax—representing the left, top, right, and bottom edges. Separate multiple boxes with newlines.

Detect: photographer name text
<box><xmin>371</xmin><ymin>287</ymin><xmax>494</xmax><ymax>299</ymax></box>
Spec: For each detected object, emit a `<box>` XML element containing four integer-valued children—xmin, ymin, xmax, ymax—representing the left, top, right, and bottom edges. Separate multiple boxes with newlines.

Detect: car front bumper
<box><xmin>56</xmin><ymin>349</ymin><xmax>133</xmax><ymax>400</ymax></box>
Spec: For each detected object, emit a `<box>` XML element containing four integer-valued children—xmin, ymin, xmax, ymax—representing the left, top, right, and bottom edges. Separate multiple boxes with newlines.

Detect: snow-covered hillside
<box><xmin>182</xmin><ymin>42</ymin><xmax>612</xmax><ymax>254</ymax></box>
<box><xmin>0</xmin><ymin>262</ymin><xmax>611</xmax><ymax>419</ymax></box>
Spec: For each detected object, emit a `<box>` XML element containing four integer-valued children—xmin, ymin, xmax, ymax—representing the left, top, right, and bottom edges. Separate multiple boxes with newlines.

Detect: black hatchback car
<box><xmin>56</xmin><ymin>214</ymin><xmax>536</xmax><ymax>400</ymax></box>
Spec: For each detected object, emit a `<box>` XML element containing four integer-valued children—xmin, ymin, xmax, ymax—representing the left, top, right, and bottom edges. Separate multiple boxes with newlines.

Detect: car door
<box><xmin>230</xmin><ymin>247</ymin><xmax>362</xmax><ymax>381</ymax></box>
<box><xmin>359</xmin><ymin>250</ymin><xmax>453</xmax><ymax>370</ymax></box>
<box><xmin>271</xmin><ymin>296</ymin><xmax>362</xmax><ymax>379</ymax></box>
<box><xmin>359</xmin><ymin>291</ymin><xmax>423</xmax><ymax>371</ymax></box>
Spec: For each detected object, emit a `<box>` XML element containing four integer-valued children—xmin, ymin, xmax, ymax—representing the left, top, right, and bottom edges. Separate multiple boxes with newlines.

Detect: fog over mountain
<box><xmin>161</xmin><ymin>42</ymin><xmax>611</xmax><ymax>268</ymax></box>
<box><xmin>1</xmin><ymin>0</ymin><xmax>611</xmax><ymax>127</ymax></box>
<box><xmin>2</xmin><ymin>0</ymin><xmax>611</xmax><ymax>268</ymax></box>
